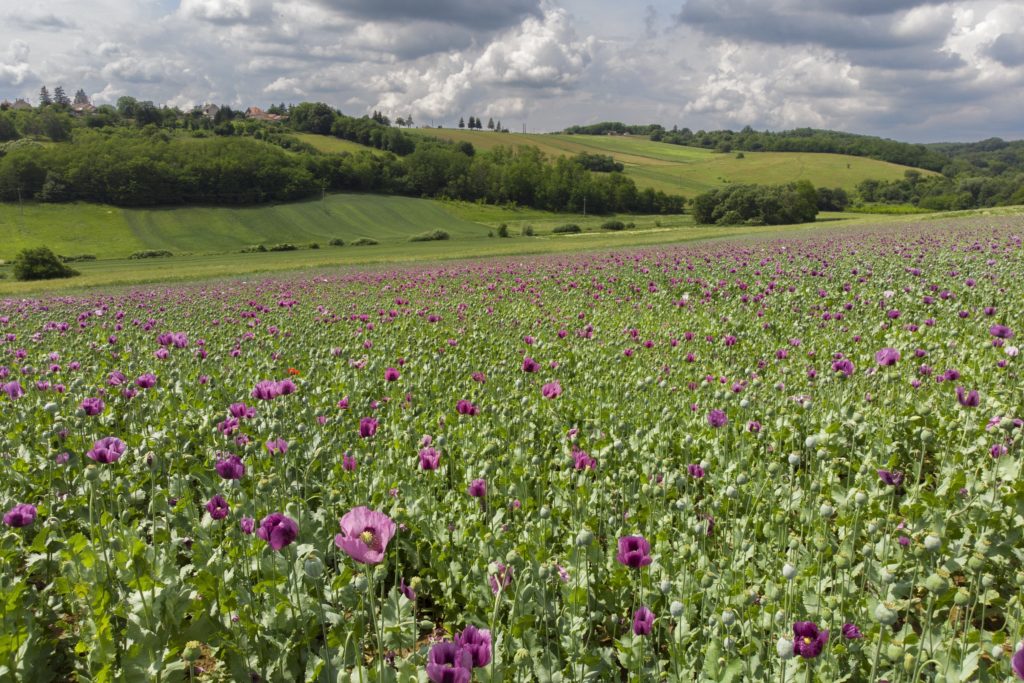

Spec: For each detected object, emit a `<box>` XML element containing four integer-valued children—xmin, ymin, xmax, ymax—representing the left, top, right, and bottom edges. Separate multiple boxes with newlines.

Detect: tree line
<box><xmin>0</xmin><ymin>124</ymin><xmax>684</xmax><ymax>214</ymax></box>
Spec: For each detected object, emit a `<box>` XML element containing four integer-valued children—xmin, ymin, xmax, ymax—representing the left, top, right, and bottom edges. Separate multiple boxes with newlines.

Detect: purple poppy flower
<box><xmin>617</xmin><ymin>535</ymin><xmax>653</xmax><ymax>568</ymax></box>
<box><xmin>206</xmin><ymin>495</ymin><xmax>230</xmax><ymax>520</ymax></box>
<box><xmin>875</xmin><ymin>347</ymin><xmax>900</xmax><ymax>366</ymax></box>
<box><xmin>275</xmin><ymin>379</ymin><xmax>297</xmax><ymax>396</ymax></box>
<box><xmin>792</xmin><ymin>621</ymin><xmax>829</xmax><ymax>659</ymax></box>
<box><xmin>542</xmin><ymin>381</ymin><xmax>562</xmax><ymax>399</ymax></box>
<box><xmin>3</xmin><ymin>503</ymin><xmax>37</xmax><ymax>527</ymax></box>
<box><xmin>87</xmin><ymin>436</ymin><xmax>126</xmax><ymax>464</ymax></box>
<box><xmin>456</xmin><ymin>626</ymin><xmax>492</xmax><ymax>668</ymax></box>
<box><xmin>707</xmin><ymin>409</ymin><xmax>728</xmax><ymax>428</ymax></box>
<box><xmin>425</xmin><ymin>642</ymin><xmax>471</xmax><ymax>683</ymax></box>
<box><xmin>489</xmin><ymin>562</ymin><xmax>513</xmax><ymax>594</ymax></box>
<box><xmin>265</xmin><ymin>437</ymin><xmax>288</xmax><ymax>455</ymax></box>
<box><xmin>400</xmin><ymin>577</ymin><xmax>417</xmax><ymax>601</ymax></box>
<box><xmin>135</xmin><ymin>373</ymin><xmax>157</xmax><ymax>389</ymax></box>
<box><xmin>107</xmin><ymin>371</ymin><xmax>126</xmax><ymax>386</ymax></box>
<box><xmin>521</xmin><ymin>356</ymin><xmax>540</xmax><ymax>373</ymax></box>
<box><xmin>384</xmin><ymin>367</ymin><xmax>400</xmax><ymax>382</ymax></box>
<box><xmin>229</xmin><ymin>402</ymin><xmax>255</xmax><ymax>419</ymax></box>
<box><xmin>468</xmin><ymin>479</ymin><xmax>487</xmax><ymax>498</ymax></box>
<box><xmin>2</xmin><ymin>381</ymin><xmax>24</xmax><ymax>399</ymax></box>
<box><xmin>573</xmin><ymin>450</ymin><xmax>596</xmax><ymax>470</ymax></box>
<box><xmin>256</xmin><ymin>513</ymin><xmax>298</xmax><ymax>550</ymax></box>
<box><xmin>832</xmin><ymin>359</ymin><xmax>855</xmax><ymax>376</ymax></box>
<box><xmin>878</xmin><ymin>469</ymin><xmax>904</xmax><ymax>487</ymax></box>
<box><xmin>343</xmin><ymin>454</ymin><xmax>357</xmax><ymax>471</ymax></box>
<box><xmin>240</xmin><ymin>517</ymin><xmax>255</xmax><ymax>534</ymax></box>
<box><xmin>990</xmin><ymin>324</ymin><xmax>1014</xmax><ymax>339</ymax></box>
<box><xmin>335</xmin><ymin>506</ymin><xmax>396</xmax><ymax>565</ymax></box>
<box><xmin>956</xmin><ymin>386</ymin><xmax>980</xmax><ymax>408</ymax></box>
<box><xmin>633</xmin><ymin>606</ymin><xmax>655</xmax><ymax>636</ymax></box>
<box><xmin>1012</xmin><ymin>644</ymin><xmax>1024</xmax><ymax>680</ymax></box>
<box><xmin>842</xmin><ymin>623</ymin><xmax>863</xmax><ymax>639</ymax></box>
<box><xmin>687</xmin><ymin>464</ymin><xmax>705</xmax><ymax>479</ymax></box>
<box><xmin>419</xmin><ymin>447</ymin><xmax>441</xmax><ymax>470</ymax></box>
<box><xmin>215</xmin><ymin>454</ymin><xmax>246</xmax><ymax>480</ymax></box>
<box><xmin>251</xmin><ymin>380</ymin><xmax>279</xmax><ymax>400</ymax></box>
<box><xmin>80</xmin><ymin>397</ymin><xmax>105</xmax><ymax>416</ymax></box>
<box><xmin>359</xmin><ymin>417</ymin><xmax>378</xmax><ymax>438</ymax></box>
<box><xmin>456</xmin><ymin>399</ymin><xmax>479</xmax><ymax>415</ymax></box>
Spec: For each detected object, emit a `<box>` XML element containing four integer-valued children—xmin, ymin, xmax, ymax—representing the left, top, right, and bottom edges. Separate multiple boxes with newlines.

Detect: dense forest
<box><xmin>0</xmin><ymin>101</ymin><xmax>683</xmax><ymax>214</ymax></box>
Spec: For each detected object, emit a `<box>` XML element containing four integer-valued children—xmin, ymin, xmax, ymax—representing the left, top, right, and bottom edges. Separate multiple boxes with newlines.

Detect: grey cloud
<box><xmin>675</xmin><ymin>0</ymin><xmax>953</xmax><ymax>50</ymax></box>
<box><xmin>315</xmin><ymin>0</ymin><xmax>542</xmax><ymax>30</ymax></box>
<box><xmin>988</xmin><ymin>33</ymin><xmax>1024</xmax><ymax>67</ymax></box>
<box><xmin>6</xmin><ymin>13</ymin><xmax>78</xmax><ymax>31</ymax></box>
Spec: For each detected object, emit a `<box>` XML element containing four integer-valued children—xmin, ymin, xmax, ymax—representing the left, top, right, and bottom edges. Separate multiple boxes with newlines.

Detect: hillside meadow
<box><xmin>407</xmin><ymin>129</ymin><xmax>927</xmax><ymax>196</ymax></box>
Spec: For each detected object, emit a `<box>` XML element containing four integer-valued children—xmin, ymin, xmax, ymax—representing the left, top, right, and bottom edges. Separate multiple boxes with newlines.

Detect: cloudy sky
<box><xmin>1</xmin><ymin>0</ymin><xmax>1023</xmax><ymax>142</ymax></box>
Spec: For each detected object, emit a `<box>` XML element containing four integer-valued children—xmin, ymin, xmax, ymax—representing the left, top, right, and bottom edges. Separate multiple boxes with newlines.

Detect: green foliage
<box><xmin>816</xmin><ymin>187</ymin><xmax>850</xmax><ymax>211</ymax></box>
<box><xmin>408</xmin><ymin>229</ymin><xmax>450</xmax><ymax>242</ymax></box>
<box><xmin>552</xmin><ymin>223</ymin><xmax>581</xmax><ymax>233</ymax></box>
<box><xmin>692</xmin><ymin>181</ymin><xmax>819</xmax><ymax>225</ymax></box>
<box><xmin>59</xmin><ymin>254</ymin><xmax>96</xmax><ymax>262</ymax></box>
<box><xmin>563</xmin><ymin>121</ymin><xmax>664</xmax><ymax>136</ymax></box>
<box><xmin>855</xmin><ymin>171</ymin><xmax>1023</xmax><ymax>210</ymax></box>
<box><xmin>660</xmin><ymin>126</ymin><xmax>949</xmax><ymax>171</ymax></box>
<box><xmin>12</xmin><ymin>246</ymin><xmax>79</xmax><ymax>280</ymax></box>
<box><xmin>0</xmin><ymin>130</ymin><xmax>318</xmax><ymax>205</ymax></box>
<box><xmin>129</xmin><ymin>249</ymin><xmax>173</xmax><ymax>259</ymax></box>
<box><xmin>496</xmin><ymin>223</ymin><xmax>509</xmax><ymax>238</ymax></box>
<box><xmin>572</xmin><ymin>153</ymin><xmax>624</xmax><ymax>173</ymax></box>
<box><xmin>520</xmin><ymin>224</ymin><xmax>534</xmax><ymax>236</ymax></box>
<box><xmin>268</xmin><ymin>243</ymin><xmax>297</xmax><ymax>252</ymax></box>
<box><xmin>329</xmin><ymin>238</ymin><xmax>345</xmax><ymax>246</ymax></box>
<box><xmin>601</xmin><ymin>220</ymin><xmax>625</xmax><ymax>231</ymax></box>
<box><xmin>351</xmin><ymin>237</ymin><xmax>379</xmax><ymax>246</ymax></box>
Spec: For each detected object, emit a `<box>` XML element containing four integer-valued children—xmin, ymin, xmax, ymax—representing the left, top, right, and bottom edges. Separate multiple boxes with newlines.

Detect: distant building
<box><xmin>245</xmin><ymin>106</ymin><xmax>286</xmax><ymax>122</ymax></box>
<box><xmin>10</xmin><ymin>99</ymin><xmax>32</xmax><ymax>111</ymax></box>
<box><xmin>70</xmin><ymin>102</ymin><xmax>96</xmax><ymax>115</ymax></box>
<box><xmin>201</xmin><ymin>104</ymin><xmax>220</xmax><ymax>120</ymax></box>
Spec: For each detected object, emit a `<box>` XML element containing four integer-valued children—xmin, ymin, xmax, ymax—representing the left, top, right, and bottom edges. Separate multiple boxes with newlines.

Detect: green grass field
<box><xmin>407</xmin><ymin>129</ymin><xmax>930</xmax><ymax>196</ymax></box>
<box><xmin>293</xmin><ymin>133</ymin><xmax>391</xmax><ymax>156</ymax></box>
<box><xmin>0</xmin><ymin>194</ymin><xmax>491</xmax><ymax>261</ymax></box>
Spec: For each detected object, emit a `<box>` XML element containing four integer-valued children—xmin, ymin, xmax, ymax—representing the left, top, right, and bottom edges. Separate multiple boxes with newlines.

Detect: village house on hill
<box><xmin>200</xmin><ymin>104</ymin><xmax>220</xmax><ymax>120</ymax></box>
<box><xmin>6</xmin><ymin>98</ymin><xmax>33</xmax><ymax>111</ymax></box>
<box><xmin>245</xmin><ymin>106</ymin><xmax>286</xmax><ymax>122</ymax></box>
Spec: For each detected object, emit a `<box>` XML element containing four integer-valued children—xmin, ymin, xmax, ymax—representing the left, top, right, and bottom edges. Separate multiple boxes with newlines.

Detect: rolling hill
<box><xmin>407</xmin><ymin>129</ymin><xmax>932</xmax><ymax>196</ymax></box>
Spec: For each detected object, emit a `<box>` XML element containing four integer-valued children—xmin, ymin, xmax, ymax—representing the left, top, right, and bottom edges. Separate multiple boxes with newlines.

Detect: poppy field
<box><xmin>2</xmin><ymin>215</ymin><xmax>1024</xmax><ymax>682</ymax></box>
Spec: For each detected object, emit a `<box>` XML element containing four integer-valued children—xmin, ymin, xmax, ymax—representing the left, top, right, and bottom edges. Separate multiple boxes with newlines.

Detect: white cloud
<box><xmin>0</xmin><ymin>0</ymin><xmax>1022</xmax><ymax>140</ymax></box>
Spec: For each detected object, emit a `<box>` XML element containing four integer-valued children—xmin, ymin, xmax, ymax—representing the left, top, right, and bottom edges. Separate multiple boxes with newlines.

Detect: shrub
<box><xmin>409</xmin><ymin>230</ymin><xmax>451</xmax><ymax>242</ymax></box>
<box><xmin>351</xmin><ymin>237</ymin><xmax>379</xmax><ymax>246</ymax></box>
<box><xmin>13</xmin><ymin>246</ymin><xmax>79</xmax><ymax>281</ymax></box>
<box><xmin>268</xmin><ymin>243</ymin><xmax>297</xmax><ymax>252</ymax></box>
<box><xmin>521</xmin><ymin>225</ymin><xmax>534</xmax><ymax>237</ymax></box>
<box><xmin>601</xmin><ymin>220</ymin><xmax>625</xmax><ymax>231</ymax></box>
<box><xmin>329</xmin><ymin>238</ymin><xmax>345</xmax><ymax>247</ymax></box>
<box><xmin>60</xmin><ymin>254</ymin><xmax>97</xmax><ymax>263</ymax></box>
<box><xmin>309</xmin><ymin>242</ymin><xmax>320</xmax><ymax>250</ymax></box>
<box><xmin>497</xmin><ymin>224</ymin><xmax>509</xmax><ymax>238</ymax></box>
<box><xmin>552</xmin><ymin>224</ymin><xmax>581</xmax><ymax>234</ymax></box>
<box><xmin>240</xmin><ymin>244</ymin><xmax>268</xmax><ymax>253</ymax></box>
<box><xmin>129</xmin><ymin>250</ymin><xmax>173</xmax><ymax>259</ymax></box>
